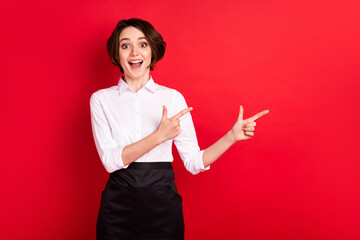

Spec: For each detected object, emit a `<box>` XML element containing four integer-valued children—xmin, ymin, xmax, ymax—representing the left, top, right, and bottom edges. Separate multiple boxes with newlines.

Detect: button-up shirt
<box><xmin>90</xmin><ymin>76</ymin><xmax>210</xmax><ymax>175</ymax></box>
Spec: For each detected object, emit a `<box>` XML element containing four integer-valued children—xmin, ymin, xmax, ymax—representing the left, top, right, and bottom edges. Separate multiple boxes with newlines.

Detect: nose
<box><xmin>130</xmin><ymin>45</ymin><xmax>139</xmax><ymax>56</ymax></box>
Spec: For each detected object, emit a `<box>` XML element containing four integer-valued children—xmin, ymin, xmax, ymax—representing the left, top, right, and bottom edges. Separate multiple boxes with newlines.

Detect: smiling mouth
<box><xmin>128</xmin><ymin>60</ymin><xmax>143</xmax><ymax>68</ymax></box>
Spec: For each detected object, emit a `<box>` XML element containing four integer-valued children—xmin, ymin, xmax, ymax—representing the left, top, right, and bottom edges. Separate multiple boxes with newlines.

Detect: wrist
<box><xmin>153</xmin><ymin>130</ymin><xmax>166</xmax><ymax>145</ymax></box>
<box><xmin>227</xmin><ymin>129</ymin><xmax>239</xmax><ymax>144</ymax></box>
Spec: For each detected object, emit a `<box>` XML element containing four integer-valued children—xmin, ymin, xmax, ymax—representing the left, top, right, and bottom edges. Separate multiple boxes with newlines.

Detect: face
<box><xmin>118</xmin><ymin>26</ymin><xmax>152</xmax><ymax>80</ymax></box>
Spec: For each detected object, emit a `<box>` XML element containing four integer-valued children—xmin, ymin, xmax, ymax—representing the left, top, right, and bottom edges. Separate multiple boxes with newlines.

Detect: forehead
<box><xmin>119</xmin><ymin>26</ymin><xmax>146</xmax><ymax>41</ymax></box>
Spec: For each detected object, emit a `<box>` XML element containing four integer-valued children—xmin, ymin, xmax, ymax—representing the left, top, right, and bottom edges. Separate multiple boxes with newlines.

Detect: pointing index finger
<box><xmin>246</xmin><ymin>109</ymin><xmax>270</xmax><ymax>122</ymax></box>
<box><xmin>171</xmin><ymin>107</ymin><xmax>193</xmax><ymax>120</ymax></box>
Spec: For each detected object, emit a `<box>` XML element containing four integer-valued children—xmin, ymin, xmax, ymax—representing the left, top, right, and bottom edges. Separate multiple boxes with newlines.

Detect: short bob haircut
<box><xmin>107</xmin><ymin>18</ymin><xmax>166</xmax><ymax>73</ymax></box>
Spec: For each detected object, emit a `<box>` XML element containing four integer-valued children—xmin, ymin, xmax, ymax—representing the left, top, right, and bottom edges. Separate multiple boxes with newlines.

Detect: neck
<box><xmin>123</xmin><ymin>73</ymin><xmax>150</xmax><ymax>92</ymax></box>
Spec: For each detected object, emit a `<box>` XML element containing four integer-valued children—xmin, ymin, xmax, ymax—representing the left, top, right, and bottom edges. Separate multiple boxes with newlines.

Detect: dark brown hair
<box><xmin>107</xmin><ymin>18</ymin><xmax>166</xmax><ymax>73</ymax></box>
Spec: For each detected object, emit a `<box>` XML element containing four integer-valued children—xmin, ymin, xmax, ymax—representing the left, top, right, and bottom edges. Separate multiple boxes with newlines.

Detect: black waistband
<box><xmin>127</xmin><ymin>162</ymin><xmax>173</xmax><ymax>169</ymax></box>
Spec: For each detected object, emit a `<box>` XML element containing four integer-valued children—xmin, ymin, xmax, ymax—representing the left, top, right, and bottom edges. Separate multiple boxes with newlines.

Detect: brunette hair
<box><xmin>107</xmin><ymin>18</ymin><xmax>166</xmax><ymax>73</ymax></box>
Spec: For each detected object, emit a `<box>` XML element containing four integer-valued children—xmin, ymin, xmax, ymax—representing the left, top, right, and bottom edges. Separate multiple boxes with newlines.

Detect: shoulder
<box><xmin>90</xmin><ymin>85</ymin><xmax>118</xmax><ymax>103</ymax></box>
<box><xmin>154</xmin><ymin>83</ymin><xmax>189</xmax><ymax>111</ymax></box>
<box><xmin>155</xmin><ymin>83</ymin><xmax>185</xmax><ymax>100</ymax></box>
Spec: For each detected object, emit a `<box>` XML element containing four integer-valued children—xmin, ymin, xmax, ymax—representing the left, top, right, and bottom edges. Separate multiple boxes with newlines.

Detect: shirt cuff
<box><xmin>198</xmin><ymin>150</ymin><xmax>210</xmax><ymax>171</ymax></box>
<box><xmin>119</xmin><ymin>146</ymin><xmax>130</xmax><ymax>169</ymax></box>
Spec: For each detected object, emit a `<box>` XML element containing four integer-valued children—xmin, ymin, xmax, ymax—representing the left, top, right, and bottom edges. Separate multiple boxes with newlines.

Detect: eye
<box><xmin>139</xmin><ymin>42</ymin><xmax>148</xmax><ymax>48</ymax></box>
<box><xmin>121</xmin><ymin>43</ymin><xmax>130</xmax><ymax>49</ymax></box>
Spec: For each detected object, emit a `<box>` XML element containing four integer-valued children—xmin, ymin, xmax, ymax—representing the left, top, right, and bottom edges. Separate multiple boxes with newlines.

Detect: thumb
<box><xmin>162</xmin><ymin>105</ymin><xmax>168</xmax><ymax>120</ymax></box>
<box><xmin>238</xmin><ymin>105</ymin><xmax>244</xmax><ymax>122</ymax></box>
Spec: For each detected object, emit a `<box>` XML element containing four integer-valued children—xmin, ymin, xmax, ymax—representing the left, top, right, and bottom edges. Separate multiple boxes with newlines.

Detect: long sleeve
<box><xmin>90</xmin><ymin>92</ymin><xmax>129</xmax><ymax>173</ymax></box>
<box><xmin>173</xmin><ymin>92</ymin><xmax>210</xmax><ymax>175</ymax></box>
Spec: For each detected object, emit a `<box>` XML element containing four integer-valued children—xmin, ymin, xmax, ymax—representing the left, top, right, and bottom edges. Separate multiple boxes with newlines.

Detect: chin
<box><xmin>125</xmin><ymin>68</ymin><xmax>150</xmax><ymax>78</ymax></box>
<box><xmin>125</xmin><ymin>70</ymin><xmax>148</xmax><ymax>79</ymax></box>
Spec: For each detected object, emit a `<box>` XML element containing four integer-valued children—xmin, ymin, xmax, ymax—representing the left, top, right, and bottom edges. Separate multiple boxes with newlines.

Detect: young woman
<box><xmin>90</xmin><ymin>18</ymin><xmax>269</xmax><ymax>240</ymax></box>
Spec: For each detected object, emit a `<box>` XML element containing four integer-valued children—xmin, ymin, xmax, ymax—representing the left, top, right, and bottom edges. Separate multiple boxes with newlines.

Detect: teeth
<box><xmin>129</xmin><ymin>60</ymin><xmax>143</xmax><ymax>63</ymax></box>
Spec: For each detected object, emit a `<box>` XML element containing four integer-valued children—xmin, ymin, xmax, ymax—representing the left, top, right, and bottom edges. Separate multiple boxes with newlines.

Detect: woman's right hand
<box><xmin>156</xmin><ymin>105</ymin><xmax>193</xmax><ymax>142</ymax></box>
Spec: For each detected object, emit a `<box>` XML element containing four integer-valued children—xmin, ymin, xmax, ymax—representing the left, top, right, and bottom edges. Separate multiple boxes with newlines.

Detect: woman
<box><xmin>90</xmin><ymin>18</ymin><xmax>269</xmax><ymax>240</ymax></box>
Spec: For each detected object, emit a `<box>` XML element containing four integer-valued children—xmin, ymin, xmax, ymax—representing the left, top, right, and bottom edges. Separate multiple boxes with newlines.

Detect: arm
<box><xmin>121</xmin><ymin>105</ymin><xmax>193</xmax><ymax>165</ymax></box>
<box><xmin>90</xmin><ymin>92</ymin><xmax>127</xmax><ymax>173</ymax></box>
<box><xmin>90</xmin><ymin>92</ymin><xmax>192</xmax><ymax>172</ymax></box>
<box><xmin>121</xmin><ymin>131</ymin><xmax>163</xmax><ymax>166</ymax></box>
<box><xmin>202</xmin><ymin>105</ymin><xmax>269</xmax><ymax>168</ymax></box>
<box><xmin>173</xmin><ymin>93</ymin><xmax>210</xmax><ymax>175</ymax></box>
<box><xmin>123</xmin><ymin>104</ymin><xmax>269</xmax><ymax>169</ymax></box>
<box><xmin>202</xmin><ymin>130</ymin><xmax>237</xmax><ymax>168</ymax></box>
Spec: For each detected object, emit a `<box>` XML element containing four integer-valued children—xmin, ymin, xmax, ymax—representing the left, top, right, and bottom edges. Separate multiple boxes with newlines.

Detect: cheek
<box><xmin>118</xmin><ymin>52</ymin><xmax>127</xmax><ymax>65</ymax></box>
<box><xmin>145</xmin><ymin>49</ymin><xmax>152</xmax><ymax>61</ymax></box>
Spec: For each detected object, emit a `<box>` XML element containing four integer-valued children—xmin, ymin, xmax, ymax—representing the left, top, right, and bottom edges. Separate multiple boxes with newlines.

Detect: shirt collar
<box><xmin>117</xmin><ymin>75</ymin><xmax>158</xmax><ymax>96</ymax></box>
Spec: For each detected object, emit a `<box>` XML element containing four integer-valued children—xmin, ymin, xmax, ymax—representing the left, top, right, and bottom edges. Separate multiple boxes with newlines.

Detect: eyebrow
<box><xmin>119</xmin><ymin>37</ymin><xmax>147</xmax><ymax>42</ymax></box>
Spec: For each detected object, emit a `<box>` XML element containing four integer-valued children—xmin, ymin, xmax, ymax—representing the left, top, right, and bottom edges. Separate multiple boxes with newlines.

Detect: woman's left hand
<box><xmin>230</xmin><ymin>105</ymin><xmax>269</xmax><ymax>142</ymax></box>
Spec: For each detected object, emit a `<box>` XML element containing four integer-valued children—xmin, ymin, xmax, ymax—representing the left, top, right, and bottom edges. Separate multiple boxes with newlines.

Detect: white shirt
<box><xmin>90</xmin><ymin>76</ymin><xmax>210</xmax><ymax>175</ymax></box>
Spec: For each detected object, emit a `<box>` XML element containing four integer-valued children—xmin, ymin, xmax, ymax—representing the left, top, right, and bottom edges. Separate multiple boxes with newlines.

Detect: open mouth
<box><xmin>128</xmin><ymin>60</ymin><xmax>143</xmax><ymax>68</ymax></box>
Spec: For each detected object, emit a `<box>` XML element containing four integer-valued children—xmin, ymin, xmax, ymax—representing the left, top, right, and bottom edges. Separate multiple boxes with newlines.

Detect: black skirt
<box><xmin>96</xmin><ymin>162</ymin><xmax>185</xmax><ymax>240</ymax></box>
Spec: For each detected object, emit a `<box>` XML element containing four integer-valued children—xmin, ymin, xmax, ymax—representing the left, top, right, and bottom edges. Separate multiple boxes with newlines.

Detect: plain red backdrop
<box><xmin>1</xmin><ymin>0</ymin><xmax>360</xmax><ymax>239</ymax></box>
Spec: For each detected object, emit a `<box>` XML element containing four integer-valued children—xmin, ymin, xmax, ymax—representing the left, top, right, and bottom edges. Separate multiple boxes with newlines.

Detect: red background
<box><xmin>1</xmin><ymin>0</ymin><xmax>360</xmax><ymax>239</ymax></box>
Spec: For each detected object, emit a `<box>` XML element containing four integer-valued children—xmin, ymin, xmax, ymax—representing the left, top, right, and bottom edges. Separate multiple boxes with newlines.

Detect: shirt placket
<box><xmin>134</xmin><ymin>92</ymin><xmax>141</xmax><ymax>141</ymax></box>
